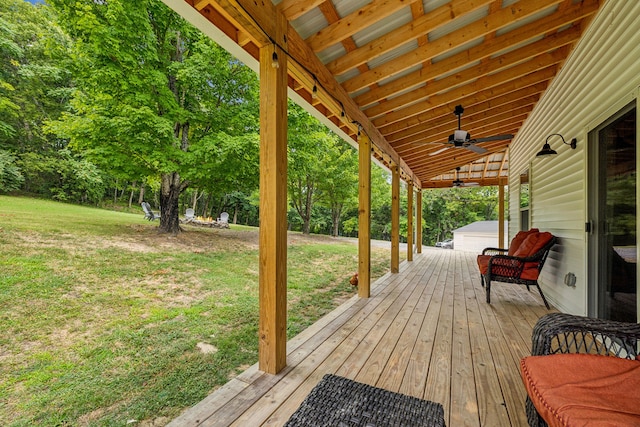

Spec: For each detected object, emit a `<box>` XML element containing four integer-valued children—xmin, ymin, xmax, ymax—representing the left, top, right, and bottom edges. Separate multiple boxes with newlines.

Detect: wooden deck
<box><xmin>169</xmin><ymin>248</ymin><xmax>555</xmax><ymax>427</ymax></box>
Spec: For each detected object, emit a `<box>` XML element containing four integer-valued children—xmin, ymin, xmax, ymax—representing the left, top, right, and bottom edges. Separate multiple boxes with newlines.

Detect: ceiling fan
<box><xmin>421</xmin><ymin>105</ymin><xmax>513</xmax><ymax>156</ymax></box>
<box><xmin>452</xmin><ymin>167</ymin><xmax>479</xmax><ymax>187</ymax></box>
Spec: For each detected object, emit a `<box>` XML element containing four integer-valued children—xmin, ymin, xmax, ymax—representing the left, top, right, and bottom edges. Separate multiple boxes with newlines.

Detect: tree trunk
<box><xmin>158</xmin><ymin>121</ymin><xmax>190</xmax><ymax>234</ymax></box>
<box><xmin>159</xmin><ymin>171</ymin><xmax>186</xmax><ymax>234</ymax></box>
<box><xmin>233</xmin><ymin>203</ymin><xmax>238</xmax><ymax>224</ymax></box>
<box><xmin>203</xmin><ymin>193</ymin><xmax>212</xmax><ymax>218</ymax></box>
<box><xmin>138</xmin><ymin>185</ymin><xmax>145</xmax><ymax>204</ymax></box>
<box><xmin>191</xmin><ymin>188</ymin><xmax>198</xmax><ymax>212</ymax></box>
<box><xmin>301</xmin><ymin>176</ymin><xmax>314</xmax><ymax>234</ymax></box>
<box><xmin>128</xmin><ymin>181</ymin><xmax>137</xmax><ymax>208</ymax></box>
<box><xmin>331</xmin><ymin>203</ymin><xmax>342</xmax><ymax>237</ymax></box>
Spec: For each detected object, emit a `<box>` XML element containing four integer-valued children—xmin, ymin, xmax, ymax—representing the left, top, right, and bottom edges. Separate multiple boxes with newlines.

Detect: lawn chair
<box><xmin>184</xmin><ymin>208</ymin><xmax>195</xmax><ymax>223</ymax></box>
<box><xmin>141</xmin><ymin>202</ymin><xmax>160</xmax><ymax>221</ymax></box>
<box><xmin>217</xmin><ymin>212</ymin><xmax>229</xmax><ymax>225</ymax></box>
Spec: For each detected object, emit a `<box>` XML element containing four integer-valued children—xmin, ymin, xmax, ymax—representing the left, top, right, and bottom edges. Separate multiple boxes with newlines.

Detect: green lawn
<box><xmin>0</xmin><ymin>196</ymin><xmax>391</xmax><ymax>426</ymax></box>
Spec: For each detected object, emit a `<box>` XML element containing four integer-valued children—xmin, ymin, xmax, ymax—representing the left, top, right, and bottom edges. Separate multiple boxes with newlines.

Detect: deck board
<box><xmin>169</xmin><ymin>248</ymin><xmax>555</xmax><ymax>427</ymax></box>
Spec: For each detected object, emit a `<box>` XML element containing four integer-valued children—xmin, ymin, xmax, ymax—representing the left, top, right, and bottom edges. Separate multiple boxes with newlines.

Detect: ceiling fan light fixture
<box><xmin>453</xmin><ymin>130</ymin><xmax>468</xmax><ymax>142</ymax></box>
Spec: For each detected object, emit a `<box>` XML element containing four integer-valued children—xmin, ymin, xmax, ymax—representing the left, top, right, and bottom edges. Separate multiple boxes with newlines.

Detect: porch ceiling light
<box><xmin>536</xmin><ymin>133</ymin><xmax>577</xmax><ymax>157</ymax></box>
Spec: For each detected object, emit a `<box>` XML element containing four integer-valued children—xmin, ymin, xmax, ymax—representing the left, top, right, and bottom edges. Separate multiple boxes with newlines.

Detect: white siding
<box><xmin>453</xmin><ymin>233</ymin><xmax>498</xmax><ymax>253</ymax></box>
<box><xmin>508</xmin><ymin>0</ymin><xmax>640</xmax><ymax>314</ymax></box>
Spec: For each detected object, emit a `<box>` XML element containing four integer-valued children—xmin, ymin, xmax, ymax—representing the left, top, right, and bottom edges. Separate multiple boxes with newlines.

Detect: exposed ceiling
<box><xmin>178</xmin><ymin>0</ymin><xmax>602</xmax><ymax>188</ymax></box>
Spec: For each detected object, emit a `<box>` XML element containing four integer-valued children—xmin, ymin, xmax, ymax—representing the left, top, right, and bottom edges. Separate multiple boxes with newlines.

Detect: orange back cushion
<box><xmin>513</xmin><ymin>232</ymin><xmax>540</xmax><ymax>257</ymax></box>
<box><xmin>508</xmin><ymin>229</ymin><xmax>539</xmax><ymax>256</ymax></box>
<box><xmin>527</xmin><ymin>232</ymin><xmax>554</xmax><ymax>256</ymax></box>
<box><xmin>512</xmin><ymin>231</ymin><xmax>554</xmax><ymax>258</ymax></box>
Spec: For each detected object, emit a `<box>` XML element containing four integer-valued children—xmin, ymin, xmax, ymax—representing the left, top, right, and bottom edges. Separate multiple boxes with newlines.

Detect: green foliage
<box><xmin>17</xmin><ymin>149</ymin><xmax>105</xmax><ymax>204</ymax></box>
<box><xmin>422</xmin><ymin>186</ymin><xmax>500</xmax><ymax>245</ymax></box>
<box><xmin>0</xmin><ymin>0</ymin><xmax>72</xmax><ymax>154</ymax></box>
<box><xmin>0</xmin><ymin>149</ymin><xmax>23</xmax><ymax>191</ymax></box>
<box><xmin>287</xmin><ymin>104</ymin><xmax>335</xmax><ymax>234</ymax></box>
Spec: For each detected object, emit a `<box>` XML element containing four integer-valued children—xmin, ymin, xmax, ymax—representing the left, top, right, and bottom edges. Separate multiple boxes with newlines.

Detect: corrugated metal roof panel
<box><xmin>352</xmin><ymin>7</ymin><xmax>413</xmax><ymax>47</ymax></box>
<box><xmin>367</xmin><ymin>39</ymin><xmax>419</xmax><ymax>69</ymax></box>
<box><xmin>428</xmin><ymin>5</ymin><xmax>489</xmax><ymax>41</ymax></box>
<box><xmin>495</xmin><ymin>4</ymin><xmax>558</xmax><ymax>37</ymax></box>
<box><xmin>291</xmin><ymin>8</ymin><xmax>328</xmax><ymax>40</ymax></box>
<box><xmin>333</xmin><ymin>0</ymin><xmax>372</xmax><ymax>19</ymax></box>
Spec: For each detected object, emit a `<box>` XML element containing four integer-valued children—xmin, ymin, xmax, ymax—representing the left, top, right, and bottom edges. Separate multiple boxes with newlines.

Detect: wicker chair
<box><xmin>523</xmin><ymin>312</ymin><xmax>640</xmax><ymax>427</ymax></box>
<box><xmin>478</xmin><ymin>234</ymin><xmax>556</xmax><ymax>309</ymax></box>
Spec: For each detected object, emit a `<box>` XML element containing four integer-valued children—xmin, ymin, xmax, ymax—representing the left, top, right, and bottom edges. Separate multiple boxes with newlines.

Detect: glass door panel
<box><xmin>589</xmin><ymin>103</ymin><xmax>637</xmax><ymax>322</ymax></box>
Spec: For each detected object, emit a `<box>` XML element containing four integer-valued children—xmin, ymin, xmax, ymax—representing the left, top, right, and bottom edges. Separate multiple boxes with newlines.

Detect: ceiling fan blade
<box><xmin>412</xmin><ymin>141</ymin><xmax>444</xmax><ymax>145</ymax></box>
<box><xmin>429</xmin><ymin>146</ymin><xmax>450</xmax><ymax>156</ymax></box>
<box><xmin>464</xmin><ymin>144</ymin><xmax>488</xmax><ymax>154</ymax></box>
<box><xmin>472</xmin><ymin>134</ymin><xmax>514</xmax><ymax>143</ymax></box>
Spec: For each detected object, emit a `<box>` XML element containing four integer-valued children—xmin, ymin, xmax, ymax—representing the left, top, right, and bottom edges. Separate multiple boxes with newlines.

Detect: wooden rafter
<box><xmin>341</xmin><ymin>0</ymin><xmax>566</xmax><ymax>94</ymax></box>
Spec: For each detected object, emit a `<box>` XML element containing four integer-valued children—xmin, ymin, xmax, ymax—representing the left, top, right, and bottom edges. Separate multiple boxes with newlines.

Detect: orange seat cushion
<box><xmin>520</xmin><ymin>262</ymin><xmax>541</xmax><ymax>280</ymax></box>
<box><xmin>520</xmin><ymin>354</ymin><xmax>640</xmax><ymax>427</ymax></box>
<box><xmin>477</xmin><ymin>254</ymin><xmax>490</xmax><ymax>275</ymax></box>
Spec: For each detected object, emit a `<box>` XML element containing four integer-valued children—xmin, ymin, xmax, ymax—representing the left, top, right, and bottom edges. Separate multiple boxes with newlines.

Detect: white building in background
<box><xmin>453</xmin><ymin>221</ymin><xmax>508</xmax><ymax>253</ymax></box>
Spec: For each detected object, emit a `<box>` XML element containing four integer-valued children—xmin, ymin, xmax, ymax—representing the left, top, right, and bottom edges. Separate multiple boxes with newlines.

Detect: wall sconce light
<box><xmin>536</xmin><ymin>133</ymin><xmax>577</xmax><ymax>157</ymax></box>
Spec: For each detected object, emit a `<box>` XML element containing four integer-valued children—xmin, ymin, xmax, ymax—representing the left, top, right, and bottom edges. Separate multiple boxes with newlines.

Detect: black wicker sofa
<box><xmin>520</xmin><ymin>312</ymin><xmax>640</xmax><ymax>427</ymax></box>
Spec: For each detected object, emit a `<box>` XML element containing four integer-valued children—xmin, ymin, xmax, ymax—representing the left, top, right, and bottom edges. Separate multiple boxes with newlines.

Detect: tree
<box><xmin>47</xmin><ymin>0</ymin><xmax>259</xmax><ymax>233</ymax></box>
<box><xmin>317</xmin><ymin>139</ymin><xmax>358</xmax><ymax>236</ymax></box>
<box><xmin>287</xmin><ymin>104</ymin><xmax>336</xmax><ymax>234</ymax></box>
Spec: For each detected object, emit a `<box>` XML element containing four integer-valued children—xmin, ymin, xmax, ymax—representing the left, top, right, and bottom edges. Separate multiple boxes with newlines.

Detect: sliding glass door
<box><xmin>588</xmin><ymin>101</ymin><xmax>637</xmax><ymax>322</ymax></box>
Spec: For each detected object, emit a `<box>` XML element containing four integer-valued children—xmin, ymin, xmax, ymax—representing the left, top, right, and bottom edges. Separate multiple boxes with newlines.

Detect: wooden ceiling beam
<box><xmin>327</xmin><ymin>0</ymin><xmax>493</xmax><ymax>75</ymax></box>
<box><xmin>362</xmin><ymin>28</ymin><xmax>578</xmax><ymax>119</ymax></box>
<box><xmin>342</xmin><ymin>0</ymin><xmax>565</xmax><ymax>94</ymax></box>
<box><xmin>372</xmin><ymin>59</ymin><xmax>560</xmax><ymax>129</ymax></box>
<box><xmin>353</xmin><ymin>0</ymin><xmax>596</xmax><ymax>107</ymax></box>
<box><xmin>306</xmin><ymin>0</ymin><xmax>421</xmax><ymax>53</ymax></box>
<box><xmin>277</xmin><ymin>0</ymin><xmax>326</xmax><ymax>21</ymax></box>
<box><xmin>386</xmin><ymin>93</ymin><xmax>540</xmax><ymax>143</ymax></box>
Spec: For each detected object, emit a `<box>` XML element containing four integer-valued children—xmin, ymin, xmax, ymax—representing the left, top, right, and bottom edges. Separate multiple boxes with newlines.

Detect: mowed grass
<box><xmin>0</xmin><ymin>196</ymin><xmax>393</xmax><ymax>426</ymax></box>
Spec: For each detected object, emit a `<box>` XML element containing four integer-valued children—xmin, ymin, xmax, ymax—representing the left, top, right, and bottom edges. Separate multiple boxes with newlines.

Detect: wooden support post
<box><xmin>358</xmin><ymin>132</ymin><xmax>371</xmax><ymax>298</ymax></box>
<box><xmin>407</xmin><ymin>183</ymin><xmax>413</xmax><ymax>262</ymax></box>
<box><xmin>391</xmin><ymin>164</ymin><xmax>400</xmax><ymax>273</ymax></box>
<box><xmin>258</xmin><ymin>24</ymin><xmax>288</xmax><ymax>374</ymax></box>
<box><xmin>416</xmin><ymin>190</ymin><xmax>422</xmax><ymax>254</ymax></box>
<box><xmin>498</xmin><ymin>178</ymin><xmax>505</xmax><ymax>248</ymax></box>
